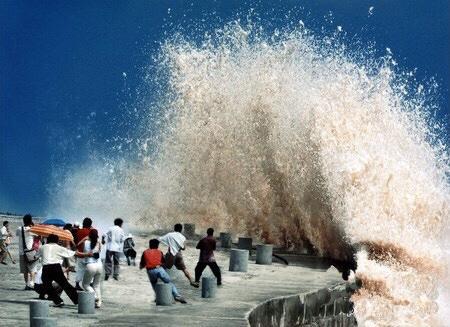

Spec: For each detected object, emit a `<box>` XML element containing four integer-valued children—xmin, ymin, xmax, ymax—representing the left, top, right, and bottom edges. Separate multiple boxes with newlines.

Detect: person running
<box><xmin>193</xmin><ymin>228</ymin><xmax>222</xmax><ymax>287</ymax></box>
<box><xmin>159</xmin><ymin>223</ymin><xmax>197</xmax><ymax>287</ymax></box>
<box><xmin>16</xmin><ymin>214</ymin><xmax>39</xmax><ymax>290</ymax></box>
<box><xmin>123</xmin><ymin>233</ymin><xmax>136</xmax><ymax>266</ymax></box>
<box><xmin>140</xmin><ymin>238</ymin><xmax>187</xmax><ymax>304</ymax></box>
<box><xmin>77</xmin><ymin>229</ymin><xmax>103</xmax><ymax>308</ymax></box>
<box><xmin>0</xmin><ymin>221</ymin><xmax>15</xmax><ymax>264</ymax></box>
<box><xmin>102</xmin><ymin>218</ymin><xmax>125</xmax><ymax>281</ymax></box>
<box><xmin>74</xmin><ymin>217</ymin><xmax>96</xmax><ymax>290</ymax></box>
<box><xmin>39</xmin><ymin>234</ymin><xmax>78</xmax><ymax>307</ymax></box>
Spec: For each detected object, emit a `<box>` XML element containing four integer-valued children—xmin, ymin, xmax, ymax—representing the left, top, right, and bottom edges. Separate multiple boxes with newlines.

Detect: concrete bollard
<box><xmin>219</xmin><ymin>232</ymin><xmax>232</xmax><ymax>248</ymax></box>
<box><xmin>78</xmin><ymin>291</ymin><xmax>95</xmax><ymax>314</ymax></box>
<box><xmin>29</xmin><ymin>300</ymin><xmax>49</xmax><ymax>327</ymax></box>
<box><xmin>183</xmin><ymin>223</ymin><xmax>196</xmax><ymax>239</ymax></box>
<box><xmin>201</xmin><ymin>277</ymin><xmax>217</xmax><ymax>298</ymax></box>
<box><xmin>229</xmin><ymin>249</ymin><xmax>249</xmax><ymax>272</ymax></box>
<box><xmin>155</xmin><ymin>283</ymin><xmax>173</xmax><ymax>306</ymax></box>
<box><xmin>31</xmin><ymin>317</ymin><xmax>57</xmax><ymax>327</ymax></box>
<box><xmin>238</xmin><ymin>237</ymin><xmax>252</xmax><ymax>252</ymax></box>
<box><xmin>255</xmin><ymin>244</ymin><xmax>273</xmax><ymax>265</ymax></box>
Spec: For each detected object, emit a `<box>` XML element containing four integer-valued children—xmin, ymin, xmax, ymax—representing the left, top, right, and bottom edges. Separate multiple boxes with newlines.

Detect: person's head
<box><xmin>82</xmin><ymin>217</ymin><xmax>92</xmax><ymax>228</ymax></box>
<box><xmin>127</xmin><ymin>233</ymin><xmax>133</xmax><ymax>239</ymax></box>
<box><xmin>47</xmin><ymin>234</ymin><xmax>59</xmax><ymax>244</ymax></box>
<box><xmin>174</xmin><ymin>223</ymin><xmax>183</xmax><ymax>232</ymax></box>
<box><xmin>3</xmin><ymin>221</ymin><xmax>8</xmax><ymax>227</ymax></box>
<box><xmin>63</xmin><ymin>223</ymin><xmax>73</xmax><ymax>231</ymax></box>
<box><xmin>114</xmin><ymin>218</ymin><xmax>123</xmax><ymax>227</ymax></box>
<box><xmin>149</xmin><ymin>239</ymin><xmax>159</xmax><ymax>249</ymax></box>
<box><xmin>23</xmin><ymin>214</ymin><xmax>33</xmax><ymax>226</ymax></box>
<box><xmin>207</xmin><ymin>228</ymin><xmax>214</xmax><ymax>236</ymax></box>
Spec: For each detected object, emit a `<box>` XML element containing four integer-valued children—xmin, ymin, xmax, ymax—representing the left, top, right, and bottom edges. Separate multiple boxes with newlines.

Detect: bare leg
<box><xmin>182</xmin><ymin>269</ymin><xmax>194</xmax><ymax>283</ymax></box>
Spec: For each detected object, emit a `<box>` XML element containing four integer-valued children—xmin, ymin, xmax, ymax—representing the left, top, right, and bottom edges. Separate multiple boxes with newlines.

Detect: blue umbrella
<box><xmin>42</xmin><ymin>218</ymin><xmax>66</xmax><ymax>227</ymax></box>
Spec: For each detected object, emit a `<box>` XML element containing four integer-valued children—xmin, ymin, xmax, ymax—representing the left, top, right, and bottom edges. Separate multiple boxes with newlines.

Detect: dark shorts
<box><xmin>164</xmin><ymin>252</ymin><xmax>186</xmax><ymax>271</ymax></box>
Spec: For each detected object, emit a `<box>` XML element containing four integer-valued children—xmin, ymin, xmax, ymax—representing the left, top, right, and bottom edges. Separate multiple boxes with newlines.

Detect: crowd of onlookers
<box><xmin>1</xmin><ymin>215</ymin><xmax>222</xmax><ymax>308</ymax></box>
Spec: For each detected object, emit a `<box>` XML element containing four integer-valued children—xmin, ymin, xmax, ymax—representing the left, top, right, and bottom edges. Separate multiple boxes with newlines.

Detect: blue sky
<box><xmin>1</xmin><ymin>0</ymin><xmax>448</xmax><ymax>215</ymax></box>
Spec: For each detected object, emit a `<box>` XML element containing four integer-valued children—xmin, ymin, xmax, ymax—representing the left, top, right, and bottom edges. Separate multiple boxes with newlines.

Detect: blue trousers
<box><xmin>146</xmin><ymin>267</ymin><xmax>180</xmax><ymax>298</ymax></box>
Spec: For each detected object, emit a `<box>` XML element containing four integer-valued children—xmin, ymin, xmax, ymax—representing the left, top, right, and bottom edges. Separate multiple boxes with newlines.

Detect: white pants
<box><xmin>75</xmin><ymin>258</ymin><xmax>86</xmax><ymax>283</ymax></box>
<box><xmin>82</xmin><ymin>261</ymin><xmax>103</xmax><ymax>305</ymax></box>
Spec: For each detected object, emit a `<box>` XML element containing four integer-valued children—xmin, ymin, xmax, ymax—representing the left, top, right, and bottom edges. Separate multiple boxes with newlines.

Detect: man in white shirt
<box><xmin>102</xmin><ymin>218</ymin><xmax>125</xmax><ymax>281</ymax></box>
<box><xmin>15</xmin><ymin>214</ymin><xmax>39</xmax><ymax>290</ymax></box>
<box><xmin>0</xmin><ymin>221</ymin><xmax>14</xmax><ymax>264</ymax></box>
<box><xmin>39</xmin><ymin>234</ymin><xmax>78</xmax><ymax>306</ymax></box>
<box><xmin>159</xmin><ymin>223</ymin><xmax>197</xmax><ymax>287</ymax></box>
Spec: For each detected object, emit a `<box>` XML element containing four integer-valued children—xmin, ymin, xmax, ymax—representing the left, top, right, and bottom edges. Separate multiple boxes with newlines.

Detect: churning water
<box><xmin>51</xmin><ymin>22</ymin><xmax>449</xmax><ymax>325</ymax></box>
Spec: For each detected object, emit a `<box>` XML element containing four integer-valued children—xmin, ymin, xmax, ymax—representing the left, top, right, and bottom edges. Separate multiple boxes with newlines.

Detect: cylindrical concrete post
<box><xmin>238</xmin><ymin>237</ymin><xmax>252</xmax><ymax>252</ymax></box>
<box><xmin>183</xmin><ymin>223</ymin><xmax>196</xmax><ymax>239</ymax></box>
<box><xmin>155</xmin><ymin>283</ymin><xmax>173</xmax><ymax>306</ymax></box>
<box><xmin>31</xmin><ymin>318</ymin><xmax>57</xmax><ymax>327</ymax></box>
<box><xmin>78</xmin><ymin>291</ymin><xmax>95</xmax><ymax>314</ymax></box>
<box><xmin>220</xmin><ymin>232</ymin><xmax>232</xmax><ymax>248</ymax></box>
<box><xmin>229</xmin><ymin>249</ymin><xmax>249</xmax><ymax>272</ymax></box>
<box><xmin>29</xmin><ymin>300</ymin><xmax>49</xmax><ymax>325</ymax></box>
<box><xmin>201</xmin><ymin>277</ymin><xmax>217</xmax><ymax>298</ymax></box>
<box><xmin>256</xmin><ymin>244</ymin><xmax>273</xmax><ymax>265</ymax></box>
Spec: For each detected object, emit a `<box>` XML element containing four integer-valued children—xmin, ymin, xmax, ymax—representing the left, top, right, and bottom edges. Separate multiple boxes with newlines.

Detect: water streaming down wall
<box><xmin>50</xmin><ymin>22</ymin><xmax>449</xmax><ymax>325</ymax></box>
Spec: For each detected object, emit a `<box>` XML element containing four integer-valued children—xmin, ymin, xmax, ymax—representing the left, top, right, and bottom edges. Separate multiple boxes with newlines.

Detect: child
<box><xmin>139</xmin><ymin>239</ymin><xmax>187</xmax><ymax>304</ymax></box>
<box><xmin>123</xmin><ymin>234</ymin><xmax>136</xmax><ymax>266</ymax></box>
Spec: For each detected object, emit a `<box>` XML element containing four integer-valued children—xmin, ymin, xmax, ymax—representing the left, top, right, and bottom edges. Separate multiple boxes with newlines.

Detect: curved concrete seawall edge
<box><xmin>246</xmin><ymin>282</ymin><xmax>359</xmax><ymax>327</ymax></box>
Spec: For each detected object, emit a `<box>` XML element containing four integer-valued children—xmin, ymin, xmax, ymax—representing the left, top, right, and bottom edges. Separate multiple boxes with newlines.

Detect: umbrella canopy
<box><xmin>30</xmin><ymin>224</ymin><xmax>73</xmax><ymax>242</ymax></box>
<box><xmin>42</xmin><ymin>218</ymin><xmax>66</xmax><ymax>227</ymax></box>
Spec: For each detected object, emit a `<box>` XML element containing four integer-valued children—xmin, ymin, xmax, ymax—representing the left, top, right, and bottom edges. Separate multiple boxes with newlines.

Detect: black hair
<box><xmin>63</xmin><ymin>223</ymin><xmax>73</xmax><ymax>231</ymax></box>
<box><xmin>114</xmin><ymin>218</ymin><xmax>123</xmax><ymax>227</ymax></box>
<box><xmin>149</xmin><ymin>239</ymin><xmax>159</xmax><ymax>249</ymax></box>
<box><xmin>82</xmin><ymin>217</ymin><xmax>92</xmax><ymax>228</ymax></box>
<box><xmin>207</xmin><ymin>228</ymin><xmax>214</xmax><ymax>236</ymax></box>
<box><xmin>23</xmin><ymin>214</ymin><xmax>33</xmax><ymax>226</ymax></box>
<box><xmin>47</xmin><ymin>234</ymin><xmax>59</xmax><ymax>244</ymax></box>
<box><xmin>3</xmin><ymin>221</ymin><xmax>8</xmax><ymax>226</ymax></box>
<box><xmin>89</xmin><ymin>229</ymin><xmax>99</xmax><ymax>249</ymax></box>
<box><xmin>174</xmin><ymin>223</ymin><xmax>183</xmax><ymax>232</ymax></box>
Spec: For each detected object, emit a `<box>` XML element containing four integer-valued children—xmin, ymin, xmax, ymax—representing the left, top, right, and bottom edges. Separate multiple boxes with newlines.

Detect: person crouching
<box><xmin>39</xmin><ymin>234</ymin><xmax>78</xmax><ymax>307</ymax></box>
<box><xmin>140</xmin><ymin>239</ymin><xmax>187</xmax><ymax>304</ymax></box>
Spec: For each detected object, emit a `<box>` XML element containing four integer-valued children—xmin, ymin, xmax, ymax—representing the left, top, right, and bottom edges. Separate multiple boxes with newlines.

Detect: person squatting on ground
<box><xmin>159</xmin><ymin>223</ymin><xmax>197</xmax><ymax>287</ymax></box>
<box><xmin>103</xmin><ymin>218</ymin><xmax>125</xmax><ymax>281</ymax></box>
<box><xmin>0</xmin><ymin>221</ymin><xmax>15</xmax><ymax>264</ymax></box>
<box><xmin>34</xmin><ymin>266</ymin><xmax>63</xmax><ymax>300</ymax></box>
<box><xmin>193</xmin><ymin>228</ymin><xmax>222</xmax><ymax>287</ymax></box>
<box><xmin>77</xmin><ymin>229</ymin><xmax>103</xmax><ymax>308</ymax></box>
<box><xmin>75</xmin><ymin>217</ymin><xmax>97</xmax><ymax>290</ymax></box>
<box><xmin>123</xmin><ymin>233</ymin><xmax>136</xmax><ymax>266</ymax></box>
<box><xmin>39</xmin><ymin>234</ymin><xmax>78</xmax><ymax>307</ymax></box>
<box><xmin>16</xmin><ymin>214</ymin><xmax>39</xmax><ymax>290</ymax></box>
<box><xmin>140</xmin><ymin>238</ymin><xmax>187</xmax><ymax>304</ymax></box>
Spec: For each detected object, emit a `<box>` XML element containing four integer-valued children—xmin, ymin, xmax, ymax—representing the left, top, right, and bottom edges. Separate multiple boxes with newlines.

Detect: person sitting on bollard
<box><xmin>102</xmin><ymin>218</ymin><xmax>125</xmax><ymax>281</ymax></box>
<box><xmin>159</xmin><ymin>223</ymin><xmax>197</xmax><ymax>287</ymax></box>
<box><xmin>123</xmin><ymin>233</ymin><xmax>136</xmax><ymax>266</ymax></box>
<box><xmin>39</xmin><ymin>234</ymin><xmax>78</xmax><ymax>307</ymax></box>
<box><xmin>76</xmin><ymin>229</ymin><xmax>103</xmax><ymax>308</ymax></box>
<box><xmin>192</xmin><ymin>228</ymin><xmax>222</xmax><ymax>287</ymax></box>
<box><xmin>140</xmin><ymin>239</ymin><xmax>187</xmax><ymax>304</ymax></box>
<box><xmin>34</xmin><ymin>267</ymin><xmax>63</xmax><ymax>300</ymax></box>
